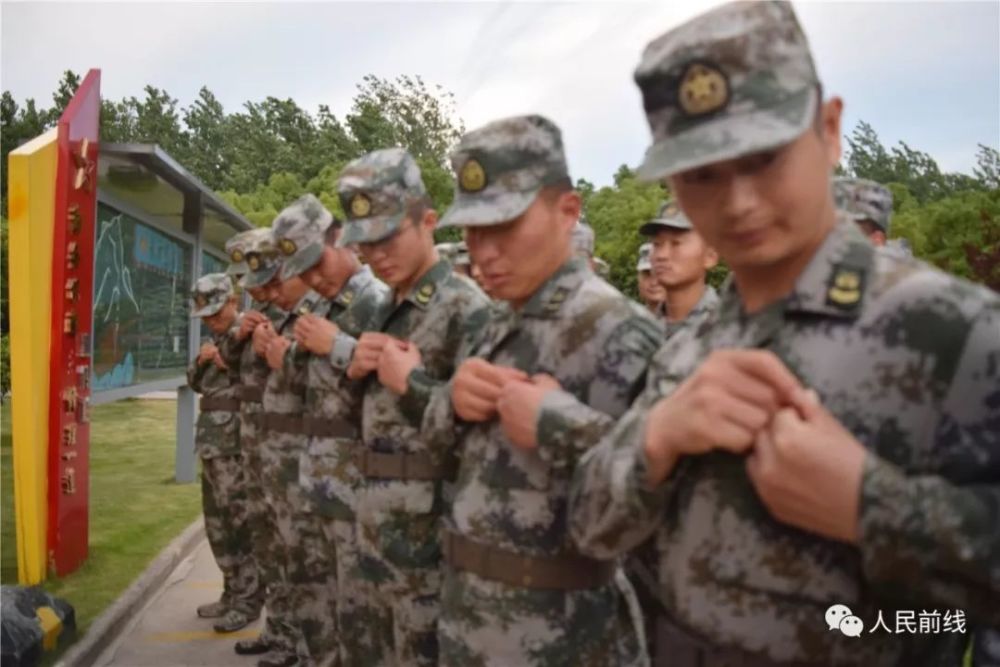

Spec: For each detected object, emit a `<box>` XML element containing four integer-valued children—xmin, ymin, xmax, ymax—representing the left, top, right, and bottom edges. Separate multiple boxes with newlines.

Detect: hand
<box><xmin>197</xmin><ymin>342</ymin><xmax>218</xmax><ymax>364</ymax></box>
<box><xmin>294</xmin><ymin>315</ymin><xmax>340</xmax><ymax>356</ymax></box>
<box><xmin>451</xmin><ymin>358</ymin><xmax>529</xmax><ymax>422</ymax></box>
<box><xmin>377</xmin><ymin>339</ymin><xmax>423</xmax><ymax>395</ymax></box>
<box><xmin>346</xmin><ymin>333</ymin><xmax>393</xmax><ymax>380</ymax></box>
<box><xmin>745</xmin><ymin>389</ymin><xmax>865</xmax><ymax>544</ymax></box>
<box><xmin>211</xmin><ymin>349</ymin><xmax>228</xmax><ymax>370</ymax></box>
<box><xmin>252</xmin><ymin>321</ymin><xmax>277</xmax><ymax>356</ymax></box>
<box><xmin>643</xmin><ymin>349</ymin><xmax>802</xmax><ymax>486</ymax></box>
<box><xmin>497</xmin><ymin>374</ymin><xmax>562</xmax><ymax>450</ymax></box>
<box><xmin>237</xmin><ymin>311</ymin><xmax>268</xmax><ymax>341</ymax></box>
<box><xmin>265</xmin><ymin>336</ymin><xmax>291</xmax><ymax>370</ymax></box>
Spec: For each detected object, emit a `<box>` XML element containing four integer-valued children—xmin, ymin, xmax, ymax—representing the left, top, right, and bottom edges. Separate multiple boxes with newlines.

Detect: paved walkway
<box><xmin>95</xmin><ymin>539</ymin><xmax>264</xmax><ymax>667</ymax></box>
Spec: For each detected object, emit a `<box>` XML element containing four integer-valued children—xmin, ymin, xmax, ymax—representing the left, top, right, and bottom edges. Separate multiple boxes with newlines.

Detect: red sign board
<box><xmin>47</xmin><ymin>69</ymin><xmax>100</xmax><ymax>576</ymax></box>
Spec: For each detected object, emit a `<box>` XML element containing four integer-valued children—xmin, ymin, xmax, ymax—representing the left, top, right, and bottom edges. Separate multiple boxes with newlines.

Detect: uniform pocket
<box><xmin>196</xmin><ymin>411</ymin><xmax>240</xmax><ymax>458</ymax></box>
<box><xmin>482</xmin><ymin>444</ymin><xmax>551</xmax><ymax>491</ymax></box>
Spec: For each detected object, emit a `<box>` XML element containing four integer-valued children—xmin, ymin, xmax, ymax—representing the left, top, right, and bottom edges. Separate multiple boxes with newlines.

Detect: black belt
<box><xmin>199</xmin><ymin>396</ymin><xmax>241</xmax><ymax>412</ymax></box>
<box><xmin>358</xmin><ymin>450</ymin><xmax>450</xmax><ymax>481</ymax></box>
<box><xmin>303</xmin><ymin>415</ymin><xmax>358</xmax><ymax>439</ymax></box>
<box><xmin>259</xmin><ymin>413</ymin><xmax>306</xmax><ymax>435</ymax></box>
<box><xmin>237</xmin><ymin>386</ymin><xmax>264</xmax><ymax>403</ymax></box>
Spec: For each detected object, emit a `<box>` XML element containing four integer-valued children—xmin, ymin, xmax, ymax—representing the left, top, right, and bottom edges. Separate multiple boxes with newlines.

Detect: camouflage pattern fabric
<box><xmin>356</xmin><ymin>259</ymin><xmax>490</xmax><ymax>666</ymax></box>
<box><xmin>273</xmin><ymin>194</ymin><xmax>335</xmax><ymax>280</ymax></box>
<box><xmin>568</xmin><ymin>220</ymin><xmax>1000</xmax><ymax>664</ymax></box>
<box><xmin>259</xmin><ymin>289</ymin><xmax>334</xmax><ymax>664</ymax></box>
<box><xmin>637</xmin><ymin>243</ymin><xmax>653</xmax><ymax>272</ymax></box>
<box><xmin>242</xmin><ymin>234</ymin><xmax>283</xmax><ymax>290</ymax></box>
<box><xmin>190</xmin><ymin>273</ymin><xmax>235</xmax><ymax>318</ymax></box>
<box><xmin>834</xmin><ymin>177</ymin><xmax>893</xmax><ymax>233</ymax></box>
<box><xmin>639</xmin><ymin>201</ymin><xmax>692</xmax><ymax>236</ymax></box>
<box><xmin>187</xmin><ymin>333</ymin><xmax>259</xmax><ymax>618</ymax></box>
<box><xmin>218</xmin><ymin>303</ymin><xmax>300</xmax><ymax>657</ymax></box>
<box><xmin>571</xmin><ymin>221</ymin><xmax>595</xmax><ymax>258</ymax></box>
<box><xmin>226</xmin><ymin>228</ymin><xmax>272</xmax><ymax>277</ymax></box>
<box><xmin>633</xmin><ymin>1</ymin><xmax>820</xmax><ymax>181</ymax></box>
<box><xmin>439</xmin><ymin>115</ymin><xmax>570</xmax><ymax>229</ymax></box>
<box><xmin>337</xmin><ymin>148</ymin><xmax>428</xmax><ymax>247</ymax></box>
<box><xmin>297</xmin><ymin>265</ymin><xmax>392</xmax><ymax>666</ymax></box>
<box><xmin>656</xmin><ymin>285</ymin><xmax>719</xmax><ymax>338</ymax></box>
<box><xmin>419</xmin><ymin>257</ymin><xmax>662</xmax><ymax>666</ymax></box>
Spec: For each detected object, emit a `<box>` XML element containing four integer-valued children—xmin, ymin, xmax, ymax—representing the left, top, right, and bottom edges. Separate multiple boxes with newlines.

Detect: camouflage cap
<box><xmin>337</xmin><ymin>148</ymin><xmax>427</xmax><ymax>247</ymax></box>
<box><xmin>435</xmin><ymin>241</ymin><xmax>460</xmax><ymax>263</ymax></box>
<box><xmin>639</xmin><ymin>200</ymin><xmax>693</xmax><ymax>235</ymax></box>
<box><xmin>272</xmin><ymin>194</ymin><xmax>334</xmax><ymax>280</ymax></box>
<box><xmin>635</xmin><ymin>1</ymin><xmax>819</xmax><ymax>181</ymax></box>
<box><xmin>190</xmin><ymin>273</ymin><xmax>234</xmax><ymax>318</ymax></box>
<box><xmin>572</xmin><ymin>220</ymin><xmax>595</xmax><ymax>258</ymax></box>
<box><xmin>453</xmin><ymin>241</ymin><xmax>471</xmax><ymax>267</ymax></box>
<box><xmin>439</xmin><ymin>114</ymin><xmax>570</xmax><ymax>228</ymax></box>
<box><xmin>224</xmin><ymin>228</ymin><xmax>269</xmax><ymax>276</ymax></box>
<box><xmin>833</xmin><ymin>177</ymin><xmax>893</xmax><ymax>233</ymax></box>
<box><xmin>593</xmin><ymin>257</ymin><xmax>611</xmax><ymax>279</ymax></box>
<box><xmin>637</xmin><ymin>242</ymin><xmax>653</xmax><ymax>272</ymax></box>
<box><xmin>240</xmin><ymin>232</ymin><xmax>283</xmax><ymax>289</ymax></box>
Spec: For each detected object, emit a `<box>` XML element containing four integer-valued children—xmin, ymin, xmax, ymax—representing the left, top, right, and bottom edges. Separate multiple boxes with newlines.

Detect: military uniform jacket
<box><xmin>301</xmin><ymin>266</ymin><xmax>391</xmax><ymax>518</ymax></box>
<box><xmin>568</xmin><ymin>221</ymin><xmax>1000</xmax><ymax>665</ymax></box>
<box><xmin>187</xmin><ymin>331</ymin><xmax>242</xmax><ymax>459</ymax></box>
<box><xmin>421</xmin><ymin>257</ymin><xmax>662</xmax><ymax>559</ymax></box>
<box><xmin>219</xmin><ymin>303</ymin><xmax>286</xmax><ymax>399</ymax></box>
<box><xmin>658</xmin><ymin>284</ymin><xmax>719</xmax><ymax>339</ymax></box>
<box><xmin>261</xmin><ymin>290</ymin><xmax>329</xmax><ymax>446</ymax></box>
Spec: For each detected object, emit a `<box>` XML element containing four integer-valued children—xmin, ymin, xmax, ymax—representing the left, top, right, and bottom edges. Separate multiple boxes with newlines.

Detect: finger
<box><xmin>457</xmin><ymin>395</ymin><xmax>497</xmax><ymax>421</ymax></box>
<box><xmin>459</xmin><ymin>374</ymin><xmax>505</xmax><ymax>404</ymax></box>
<box><xmin>728</xmin><ymin>350</ymin><xmax>802</xmax><ymax>403</ymax></box>
<box><xmin>714</xmin><ymin>393</ymin><xmax>772</xmax><ymax>435</ymax></box>
<box><xmin>788</xmin><ymin>387</ymin><xmax>822</xmax><ymax>422</ymax></box>
<box><xmin>770</xmin><ymin>407</ymin><xmax>805</xmax><ymax>456</ymax></box>
<box><xmin>708</xmin><ymin>419</ymin><xmax>756</xmax><ymax>454</ymax></box>
<box><xmin>715</xmin><ymin>368</ymin><xmax>783</xmax><ymax>415</ymax></box>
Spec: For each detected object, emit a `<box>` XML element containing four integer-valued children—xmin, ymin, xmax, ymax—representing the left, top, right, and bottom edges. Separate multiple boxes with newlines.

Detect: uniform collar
<box><xmin>401</xmin><ymin>259</ymin><xmax>452</xmax><ymax>312</ymax></box>
<box><xmin>519</xmin><ymin>257</ymin><xmax>589</xmax><ymax>319</ymax></box>
<box><xmin>334</xmin><ymin>265</ymin><xmax>375</xmax><ymax>308</ymax></box>
<box><xmin>718</xmin><ymin>219</ymin><xmax>875</xmax><ymax>323</ymax></box>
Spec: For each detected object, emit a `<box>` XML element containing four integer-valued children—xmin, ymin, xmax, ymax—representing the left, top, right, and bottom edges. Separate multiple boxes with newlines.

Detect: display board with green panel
<box><xmin>92</xmin><ymin>203</ymin><xmax>192</xmax><ymax>391</ymax></box>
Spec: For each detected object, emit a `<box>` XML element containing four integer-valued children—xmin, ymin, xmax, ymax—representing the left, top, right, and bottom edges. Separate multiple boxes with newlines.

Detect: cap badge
<box><xmin>459</xmin><ymin>159</ymin><xmax>487</xmax><ymax>193</ymax></box>
<box><xmin>678</xmin><ymin>62</ymin><xmax>730</xmax><ymax>117</ymax></box>
<box><xmin>230</xmin><ymin>249</ymin><xmax>245</xmax><ymax>263</ymax></box>
<box><xmin>350</xmin><ymin>193</ymin><xmax>372</xmax><ymax>219</ymax></box>
<box><xmin>278</xmin><ymin>238</ymin><xmax>297</xmax><ymax>256</ymax></box>
<box><xmin>247</xmin><ymin>254</ymin><xmax>261</xmax><ymax>271</ymax></box>
<box><xmin>194</xmin><ymin>294</ymin><xmax>209</xmax><ymax>308</ymax></box>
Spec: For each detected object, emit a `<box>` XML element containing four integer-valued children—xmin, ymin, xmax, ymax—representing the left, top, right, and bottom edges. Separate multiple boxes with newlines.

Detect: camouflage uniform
<box><xmin>339</xmin><ymin>148</ymin><xmax>491</xmax><ymax>666</ymax></box>
<box><xmin>421</xmin><ymin>115</ymin><xmax>661</xmax><ymax>666</ymax></box>
<box><xmin>834</xmin><ymin>177</ymin><xmax>914</xmax><ymax>260</ymax></box>
<box><xmin>219</xmin><ymin>228</ymin><xmax>298</xmax><ymax>657</ymax></box>
<box><xmin>187</xmin><ymin>274</ymin><xmax>259</xmax><ymax>628</ymax></box>
<box><xmin>245</xmin><ymin>215</ymin><xmax>330</xmax><ymax>667</ymax></box>
<box><xmin>637</xmin><ymin>243</ymin><xmax>653</xmax><ymax>273</ymax></box>
<box><xmin>273</xmin><ymin>196</ymin><xmax>392</xmax><ymax>666</ymax></box>
<box><xmin>567</xmin><ymin>3</ymin><xmax>1000</xmax><ymax>665</ymax></box>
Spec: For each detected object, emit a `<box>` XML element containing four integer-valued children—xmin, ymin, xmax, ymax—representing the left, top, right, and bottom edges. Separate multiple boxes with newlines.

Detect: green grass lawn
<box><xmin>1</xmin><ymin>398</ymin><xmax>201</xmax><ymax>641</ymax></box>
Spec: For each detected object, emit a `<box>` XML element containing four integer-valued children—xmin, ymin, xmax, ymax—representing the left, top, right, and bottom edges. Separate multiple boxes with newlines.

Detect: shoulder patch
<box><xmin>826</xmin><ymin>265</ymin><xmax>865</xmax><ymax>310</ymax></box>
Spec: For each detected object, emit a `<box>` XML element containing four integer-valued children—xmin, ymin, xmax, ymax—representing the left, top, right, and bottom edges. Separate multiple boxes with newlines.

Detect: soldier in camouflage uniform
<box><xmin>334</xmin><ymin>147</ymin><xmax>489</xmax><ymax>666</ymax></box>
<box><xmin>187</xmin><ymin>274</ymin><xmax>260</xmax><ymax>633</ymax></box>
<box><xmin>640</xmin><ymin>202</ymin><xmax>719</xmax><ymax>337</ymax></box>
<box><xmin>834</xmin><ymin>177</ymin><xmax>914</xmax><ymax>259</ymax></box>
<box><xmin>636</xmin><ymin>243</ymin><xmax>666</xmax><ymax>315</ymax></box>
<box><xmin>245</xmin><ymin>217</ymin><xmax>327</xmax><ymax>667</ymax></box>
<box><xmin>272</xmin><ymin>195</ymin><xmax>391</xmax><ymax>666</ymax></box>
<box><xmin>218</xmin><ymin>228</ymin><xmax>300</xmax><ymax>659</ymax></box>
<box><xmin>411</xmin><ymin>114</ymin><xmax>661</xmax><ymax>666</ymax></box>
<box><xmin>567</xmin><ymin>3</ymin><xmax>999</xmax><ymax>665</ymax></box>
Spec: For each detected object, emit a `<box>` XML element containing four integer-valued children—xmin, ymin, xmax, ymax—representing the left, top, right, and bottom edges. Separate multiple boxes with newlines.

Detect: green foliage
<box><xmin>891</xmin><ymin>187</ymin><xmax>1000</xmax><ymax>290</ymax></box>
<box><xmin>584</xmin><ymin>165</ymin><xmax>668</xmax><ymax>298</ymax></box>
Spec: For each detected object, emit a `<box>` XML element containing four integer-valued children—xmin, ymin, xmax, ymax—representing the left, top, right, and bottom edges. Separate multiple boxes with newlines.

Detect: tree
<box><xmin>973</xmin><ymin>144</ymin><xmax>1000</xmax><ymax>191</ymax></box>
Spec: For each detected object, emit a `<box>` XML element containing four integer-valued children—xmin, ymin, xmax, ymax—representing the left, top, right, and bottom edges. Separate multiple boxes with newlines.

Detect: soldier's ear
<box><xmin>819</xmin><ymin>96</ymin><xmax>844</xmax><ymax>167</ymax></box>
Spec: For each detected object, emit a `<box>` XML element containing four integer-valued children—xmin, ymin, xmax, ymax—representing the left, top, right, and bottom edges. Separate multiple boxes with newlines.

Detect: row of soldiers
<box><xmin>186</xmin><ymin>2</ymin><xmax>999</xmax><ymax>666</ymax></box>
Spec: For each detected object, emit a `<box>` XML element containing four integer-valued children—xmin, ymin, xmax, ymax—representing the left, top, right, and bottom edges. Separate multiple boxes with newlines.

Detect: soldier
<box><xmin>636</xmin><ymin>243</ymin><xmax>666</xmax><ymax>314</ymax></box>
<box><xmin>244</xmin><ymin>214</ymin><xmax>328</xmax><ymax>667</ymax></box>
<box><xmin>639</xmin><ymin>202</ymin><xmax>719</xmax><ymax>336</ymax></box>
<box><xmin>187</xmin><ymin>274</ymin><xmax>259</xmax><ymax>633</ymax></box>
<box><xmin>833</xmin><ymin>177</ymin><xmax>892</xmax><ymax>246</ymax></box>
<box><xmin>414</xmin><ymin>114</ymin><xmax>661</xmax><ymax>665</ymax></box>
<box><xmin>218</xmin><ymin>228</ymin><xmax>299</xmax><ymax>659</ymax></box>
<box><xmin>335</xmin><ymin>147</ymin><xmax>489</xmax><ymax>666</ymax></box>
<box><xmin>271</xmin><ymin>195</ymin><xmax>391</xmax><ymax>666</ymax></box>
<box><xmin>834</xmin><ymin>177</ymin><xmax>914</xmax><ymax>259</ymax></box>
<box><xmin>567</xmin><ymin>2</ymin><xmax>999</xmax><ymax>665</ymax></box>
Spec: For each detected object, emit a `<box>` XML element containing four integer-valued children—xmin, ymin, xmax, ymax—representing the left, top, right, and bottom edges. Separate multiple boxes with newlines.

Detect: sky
<box><xmin>2</xmin><ymin>1</ymin><xmax>998</xmax><ymax>187</ymax></box>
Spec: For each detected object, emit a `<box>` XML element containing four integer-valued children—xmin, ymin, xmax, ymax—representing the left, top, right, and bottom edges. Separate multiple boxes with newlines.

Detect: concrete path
<box><xmin>95</xmin><ymin>539</ymin><xmax>264</xmax><ymax>667</ymax></box>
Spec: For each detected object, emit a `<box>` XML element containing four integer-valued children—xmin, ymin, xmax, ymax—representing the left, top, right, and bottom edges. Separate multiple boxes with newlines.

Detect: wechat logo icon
<box><xmin>826</xmin><ymin>604</ymin><xmax>864</xmax><ymax>637</ymax></box>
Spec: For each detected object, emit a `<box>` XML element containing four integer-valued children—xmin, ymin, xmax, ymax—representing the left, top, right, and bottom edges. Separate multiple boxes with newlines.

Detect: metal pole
<box><xmin>175</xmin><ymin>190</ymin><xmax>204</xmax><ymax>483</ymax></box>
